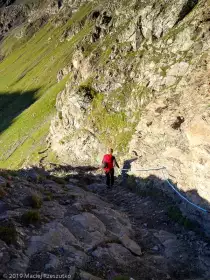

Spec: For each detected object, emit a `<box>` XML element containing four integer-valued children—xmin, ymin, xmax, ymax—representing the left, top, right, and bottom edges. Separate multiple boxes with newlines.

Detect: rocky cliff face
<box><xmin>0</xmin><ymin>0</ymin><xmax>65</xmax><ymax>42</ymax></box>
<box><xmin>129</xmin><ymin>50</ymin><xmax>210</xmax><ymax>230</ymax></box>
<box><xmin>49</xmin><ymin>0</ymin><xmax>209</xmax><ymax>162</ymax></box>
<box><xmin>48</xmin><ymin>0</ymin><xmax>210</xmax><ymax>226</ymax></box>
<box><xmin>127</xmin><ymin>1</ymin><xmax>210</xmax><ymax>230</ymax></box>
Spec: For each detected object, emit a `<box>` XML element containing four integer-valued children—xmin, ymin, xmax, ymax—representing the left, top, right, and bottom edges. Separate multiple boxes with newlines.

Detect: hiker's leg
<box><xmin>110</xmin><ymin>168</ymin><xmax>114</xmax><ymax>186</ymax></box>
<box><xmin>106</xmin><ymin>172</ymin><xmax>110</xmax><ymax>186</ymax></box>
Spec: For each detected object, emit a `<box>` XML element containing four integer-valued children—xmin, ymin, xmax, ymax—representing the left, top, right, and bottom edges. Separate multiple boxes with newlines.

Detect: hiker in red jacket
<box><xmin>101</xmin><ymin>148</ymin><xmax>119</xmax><ymax>188</ymax></box>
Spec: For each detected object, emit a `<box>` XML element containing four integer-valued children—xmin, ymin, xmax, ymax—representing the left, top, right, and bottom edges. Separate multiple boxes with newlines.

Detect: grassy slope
<box><xmin>0</xmin><ymin>2</ymin><xmax>94</xmax><ymax>169</ymax></box>
<box><xmin>0</xmin><ymin>0</ymin><xmax>199</xmax><ymax>168</ymax></box>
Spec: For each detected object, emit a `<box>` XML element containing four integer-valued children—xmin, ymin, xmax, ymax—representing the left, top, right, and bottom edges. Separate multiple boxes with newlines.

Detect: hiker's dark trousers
<box><xmin>105</xmin><ymin>168</ymin><xmax>114</xmax><ymax>187</ymax></box>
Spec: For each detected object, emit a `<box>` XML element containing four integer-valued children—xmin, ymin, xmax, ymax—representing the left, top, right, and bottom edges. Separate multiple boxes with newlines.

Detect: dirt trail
<box><xmin>86</xmin><ymin>173</ymin><xmax>210</xmax><ymax>280</ymax></box>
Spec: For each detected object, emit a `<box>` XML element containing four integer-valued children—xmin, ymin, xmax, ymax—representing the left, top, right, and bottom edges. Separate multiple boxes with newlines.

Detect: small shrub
<box><xmin>0</xmin><ymin>171</ymin><xmax>10</xmax><ymax>179</ymax></box>
<box><xmin>30</xmin><ymin>194</ymin><xmax>43</xmax><ymax>209</ymax></box>
<box><xmin>35</xmin><ymin>174</ymin><xmax>46</xmax><ymax>183</ymax></box>
<box><xmin>113</xmin><ymin>276</ymin><xmax>130</xmax><ymax>280</ymax></box>
<box><xmin>136</xmin><ymin>187</ymin><xmax>161</xmax><ymax>198</ymax></box>
<box><xmin>21</xmin><ymin>210</ymin><xmax>41</xmax><ymax>225</ymax></box>
<box><xmin>167</xmin><ymin>206</ymin><xmax>198</xmax><ymax>230</ymax></box>
<box><xmin>78</xmin><ymin>84</ymin><xmax>97</xmax><ymax>100</ymax></box>
<box><xmin>0</xmin><ymin>225</ymin><xmax>17</xmax><ymax>245</ymax></box>
<box><xmin>44</xmin><ymin>192</ymin><xmax>53</xmax><ymax>201</ymax></box>
<box><xmin>126</xmin><ymin>175</ymin><xmax>137</xmax><ymax>190</ymax></box>
<box><xmin>58</xmin><ymin>111</ymin><xmax>63</xmax><ymax>120</ymax></box>
<box><xmin>0</xmin><ymin>187</ymin><xmax>7</xmax><ymax>198</ymax></box>
<box><xmin>183</xmin><ymin>217</ymin><xmax>199</xmax><ymax>230</ymax></box>
<box><xmin>9</xmin><ymin>171</ymin><xmax>18</xmax><ymax>177</ymax></box>
<box><xmin>45</xmin><ymin>195</ymin><xmax>52</xmax><ymax>201</ymax></box>
<box><xmin>52</xmin><ymin>177</ymin><xmax>66</xmax><ymax>185</ymax></box>
<box><xmin>168</xmin><ymin>206</ymin><xmax>184</xmax><ymax>222</ymax></box>
<box><xmin>59</xmin><ymin>139</ymin><xmax>65</xmax><ymax>145</ymax></box>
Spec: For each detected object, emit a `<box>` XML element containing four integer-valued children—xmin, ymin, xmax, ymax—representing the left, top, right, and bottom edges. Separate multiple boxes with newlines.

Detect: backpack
<box><xmin>102</xmin><ymin>154</ymin><xmax>114</xmax><ymax>172</ymax></box>
<box><xmin>102</xmin><ymin>161</ymin><xmax>108</xmax><ymax>168</ymax></box>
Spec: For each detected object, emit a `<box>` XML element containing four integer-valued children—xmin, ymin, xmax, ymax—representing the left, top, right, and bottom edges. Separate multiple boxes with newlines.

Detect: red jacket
<box><xmin>102</xmin><ymin>154</ymin><xmax>119</xmax><ymax>172</ymax></box>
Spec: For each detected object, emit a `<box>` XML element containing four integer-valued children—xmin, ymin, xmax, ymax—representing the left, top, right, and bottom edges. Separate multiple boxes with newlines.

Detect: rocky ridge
<box><xmin>0</xmin><ymin>166</ymin><xmax>210</xmax><ymax>279</ymax></box>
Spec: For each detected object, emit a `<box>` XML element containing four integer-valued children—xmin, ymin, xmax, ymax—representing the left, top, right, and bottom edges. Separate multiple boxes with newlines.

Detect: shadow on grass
<box><xmin>0</xmin><ymin>89</ymin><xmax>39</xmax><ymax>134</ymax></box>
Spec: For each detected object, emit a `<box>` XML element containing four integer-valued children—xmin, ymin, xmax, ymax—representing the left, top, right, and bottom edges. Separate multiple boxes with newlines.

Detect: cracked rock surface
<box><xmin>0</xmin><ymin>167</ymin><xmax>210</xmax><ymax>279</ymax></box>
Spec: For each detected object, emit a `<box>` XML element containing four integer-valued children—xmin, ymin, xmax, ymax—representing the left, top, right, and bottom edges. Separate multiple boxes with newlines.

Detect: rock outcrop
<box><xmin>46</xmin><ymin>0</ymin><xmax>210</xmax><ymax>231</ymax></box>
<box><xmin>0</xmin><ymin>167</ymin><xmax>142</xmax><ymax>278</ymax></box>
<box><xmin>0</xmin><ymin>0</ymin><xmax>66</xmax><ymax>42</ymax></box>
<box><xmin>129</xmin><ymin>52</ymin><xmax>210</xmax><ymax>232</ymax></box>
<box><xmin>49</xmin><ymin>0</ymin><xmax>210</xmax><ymax>164</ymax></box>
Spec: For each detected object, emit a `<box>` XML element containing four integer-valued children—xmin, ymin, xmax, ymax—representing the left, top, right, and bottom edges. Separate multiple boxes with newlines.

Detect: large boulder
<box><xmin>63</xmin><ymin>213</ymin><xmax>106</xmax><ymax>250</ymax></box>
<box><xmin>26</xmin><ymin>222</ymin><xmax>79</xmax><ymax>256</ymax></box>
<box><xmin>92</xmin><ymin>243</ymin><xmax>138</xmax><ymax>266</ymax></box>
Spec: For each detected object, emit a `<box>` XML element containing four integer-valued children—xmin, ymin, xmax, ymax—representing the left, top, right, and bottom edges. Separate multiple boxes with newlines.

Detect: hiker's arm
<box><xmin>114</xmin><ymin>158</ymin><xmax>120</xmax><ymax>168</ymax></box>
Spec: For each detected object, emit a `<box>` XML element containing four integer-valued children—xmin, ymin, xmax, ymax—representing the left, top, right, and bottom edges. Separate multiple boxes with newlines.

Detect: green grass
<box><xmin>30</xmin><ymin>194</ymin><xmax>43</xmax><ymax>209</ymax></box>
<box><xmin>0</xmin><ymin>225</ymin><xmax>17</xmax><ymax>244</ymax></box>
<box><xmin>21</xmin><ymin>210</ymin><xmax>41</xmax><ymax>225</ymax></box>
<box><xmin>0</xmin><ymin>2</ymin><xmax>96</xmax><ymax>169</ymax></box>
<box><xmin>167</xmin><ymin>206</ymin><xmax>199</xmax><ymax>230</ymax></box>
<box><xmin>0</xmin><ymin>187</ymin><xmax>7</xmax><ymax>198</ymax></box>
<box><xmin>88</xmin><ymin>92</ymin><xmax>137</xmax><ymax>153</ymax></box>
<box><xmin>113</xmin><ymin>276</ymin><xmax>130</xmax><ymax>280</ymax></box>
<box><xmin>85</xmin><ymin>80</ymin><xmax>146</xmax><ymax>154</ymax></box>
